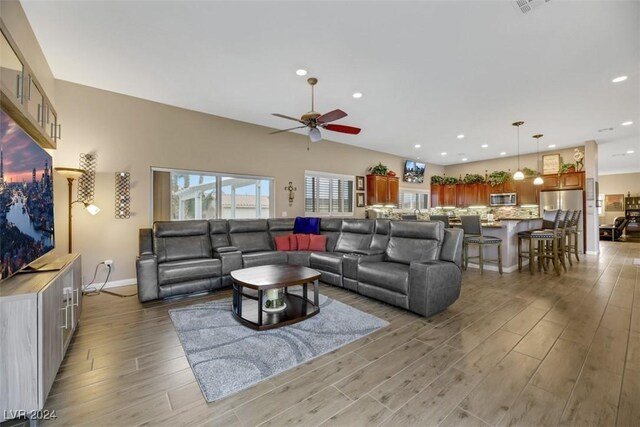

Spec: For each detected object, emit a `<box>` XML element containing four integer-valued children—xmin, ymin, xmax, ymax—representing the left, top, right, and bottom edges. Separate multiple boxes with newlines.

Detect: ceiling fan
<box><xmin>270</xmin><ymin>77</ymin><xmax>361</xmax><ymax>145</ymax></box>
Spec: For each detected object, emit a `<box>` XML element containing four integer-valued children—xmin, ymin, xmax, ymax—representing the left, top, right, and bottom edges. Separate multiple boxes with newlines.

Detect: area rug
<box><xmin>168</xmin><ymin>292</ymin><xmax>388</xmax><ymax>402</ymax></box>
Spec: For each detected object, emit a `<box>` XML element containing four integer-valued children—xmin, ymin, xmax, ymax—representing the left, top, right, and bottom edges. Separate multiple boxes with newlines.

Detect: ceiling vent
<box><xmin>515</xmin><ymin>0</ymin><xmax>551</xmax><ymax>14</ymax></box>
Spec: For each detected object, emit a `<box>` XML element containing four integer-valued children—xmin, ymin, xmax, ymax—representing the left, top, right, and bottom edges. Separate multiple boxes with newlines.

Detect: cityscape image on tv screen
<box><xmin>0</xmin><ymin>109</ymin><xmax>54</xmax><ymax>279</ymax></box>
<box><xmin>403</xmin><ymin>160</ymin><xmax>426</xmax><ymax>183</ymax></box>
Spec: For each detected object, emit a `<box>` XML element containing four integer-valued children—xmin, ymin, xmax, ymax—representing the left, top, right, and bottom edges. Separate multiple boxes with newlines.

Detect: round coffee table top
<box><xmin>230</xmin><ymin>264</ymin><xmax>321</xmax><ymax>289</ymax></box>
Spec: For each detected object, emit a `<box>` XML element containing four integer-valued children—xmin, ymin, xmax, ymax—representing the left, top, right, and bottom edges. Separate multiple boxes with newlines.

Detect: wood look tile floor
<box><xmin>7</xmin><ymin>241</ymin><xmax>640</xmax><ymax>426</ymax></box>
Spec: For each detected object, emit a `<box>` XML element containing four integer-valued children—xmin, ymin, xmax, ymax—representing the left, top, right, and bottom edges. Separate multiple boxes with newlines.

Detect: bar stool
<box><xmin>565</xmin><ymin>210</ymin><xmax>581</xmax><ymax>263</ymax></box>
<box><xmin>531</xmin><ymin>210</ymin><xmax>564</xmax><ymax>275</ymax></box>
<box><xmin>429</xmin><ymin>215</ymin><xmax>450</xmax><ymax>228</ymax></box>
<box><xmin>517</xmin><ymin>209</ymin><xmax>561</xmax><ymax>274</ymax></box>
<box><xmin>460</xmin><ymin>215</ymin><xmax>502</xmax><ymax>274</ymax></box>
<box><xmin>560</xmin><ymin>210</ymin><xmax>574</xmax><ymax>266</ymax></box>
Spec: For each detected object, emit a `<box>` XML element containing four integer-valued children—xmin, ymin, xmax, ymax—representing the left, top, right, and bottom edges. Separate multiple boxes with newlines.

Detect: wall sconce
<box><xmin>115</xmin><ymin>172</ymin><xmax>131</xmax><ymax>219</ymax></box>
<box><xmin>77</xmin><ymin>152</ymin><xmax>97</xmax><ymax>203</ymax></box>
<box><xmin>285</xmin><ymin>181</ymin><xmax>297</xmax><ymax>206</ymax></box>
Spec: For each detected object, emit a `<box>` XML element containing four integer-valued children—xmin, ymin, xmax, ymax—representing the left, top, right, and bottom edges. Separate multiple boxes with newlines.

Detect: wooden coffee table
<box><xmin>230</xmin><ymin>265</ymin><xmax>321</xmax><ymax>330</ymax></box>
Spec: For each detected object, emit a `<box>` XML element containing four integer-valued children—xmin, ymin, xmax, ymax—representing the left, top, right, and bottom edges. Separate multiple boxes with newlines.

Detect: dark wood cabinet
<box><xmin>442</xmin><ymin>185</ymin><xmax>457</xmax><ymax>207</ymax></box>
<box><xmin>367</xmin><ymin>175</ymin><xmax>399</xmax><ymax>206</ymax></box>
<box><xmin>431</xmin><ymin>184</ymin><xmax>443</xmax><ymax>207</ymax></box>
<box><xmin>516</xmin><ymin>177</ymin><xmax>540</xmax><ymax>205</ymax></box>
<box><xmin>456</xmin><ymin>184</ymin><xmax>466</xmax><ymax>207</ymax></box>
<box><xmin>540</xmin><ymin>172</ymin><xmax>585</xmax><ymax>191</ymax></box>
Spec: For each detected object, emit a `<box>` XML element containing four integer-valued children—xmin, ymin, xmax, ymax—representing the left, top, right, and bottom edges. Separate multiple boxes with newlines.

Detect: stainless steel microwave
<box><xmin>490</xmin><ymin>193</ymin><xmax>517</xmax><ymax>206</ymax></box>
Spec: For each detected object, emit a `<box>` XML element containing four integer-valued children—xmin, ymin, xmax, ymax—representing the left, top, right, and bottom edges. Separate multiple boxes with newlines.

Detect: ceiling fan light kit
<box><xmin>512</xmin><ymin>121</ymin><xmax>525</xmax><ymax>181</ymax></box>
<box><xmin>271</xmin><ymin>77</ymin><xmax>361</xmax><ymax>146</ymax></box>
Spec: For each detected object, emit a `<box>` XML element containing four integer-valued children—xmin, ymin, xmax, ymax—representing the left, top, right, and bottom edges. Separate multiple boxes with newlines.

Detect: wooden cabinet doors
<box><xmin>431</xmin><ymin>184</ymin><xmax>443</xmax><ymax>207</ymax></box>
<box><xmin>516</xmin><ymin>178</ymin><xmax>540</xmax><ymax>205</ymax></box>
<box><xmin>387</xmin><ymin>177</ymin><xmax>399</xmax><ymax>207</ymax></box>
<box><xmin>442</xmin><ymin>185</ymin><xmax>457</xmax><ymax>206</ymax></box>
<box><xmin>367</xmin><ymin>175</ymin><xmax>399</xmax><ymax>206</ymax></box>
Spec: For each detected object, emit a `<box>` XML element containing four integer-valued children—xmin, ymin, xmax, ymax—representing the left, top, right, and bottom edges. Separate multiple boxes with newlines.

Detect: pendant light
<box><xmin>533</xmin><ymin>134</ymin><xmax>544</xmax><ymax>186</ymax></box>
<box><xmin>512</xmin><ymin>121</ymin><xmax>525</xmax><ymax>181</ymax></box>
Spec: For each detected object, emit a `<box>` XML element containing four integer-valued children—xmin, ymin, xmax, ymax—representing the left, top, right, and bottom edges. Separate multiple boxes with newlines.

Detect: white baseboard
<box><xmin>84</xmin><ymin>277</ymin><xmax>136</xmax><ymax>291</ymax></box>
<box><xmin>586</xmin><ymin>251</ymin><xmax>599</xmax><ymax>255</ymax></box>
<box><xmin>464</xmin><ymin>263</ymin><xmax>521</xmax><ymax>273</ymax></box>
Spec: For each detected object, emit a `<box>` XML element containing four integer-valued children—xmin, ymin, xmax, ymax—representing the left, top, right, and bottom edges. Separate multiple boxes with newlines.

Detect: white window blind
<box><xmin>398</xmin><ymin>189</ymin><xmax>430</xmax><ymax>210</ymax></box>
<box><xmin>304</xmin><ymin>171</ymin><xmax>354</xmax><ymax>216</ymax></box>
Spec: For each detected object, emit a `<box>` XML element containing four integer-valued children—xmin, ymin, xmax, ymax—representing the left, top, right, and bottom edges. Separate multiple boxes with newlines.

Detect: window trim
<box><xmin>150</xmin><ymin>166</ymin><xmax>275</xmax><ymax>222</ymax></box>
<box><xmin>398</xmin><ymin>187</ymin><xmax>430</xmax><ymax>211</ymax></box>
<box><xmin>304</xmin><ymin>170</ymin><xmax>355</xmax><ymax>217</ymax></box>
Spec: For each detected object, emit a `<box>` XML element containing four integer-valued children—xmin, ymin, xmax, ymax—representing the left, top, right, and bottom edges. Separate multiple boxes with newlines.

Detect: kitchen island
<box><xmin>451</xmin><ymin>218</ymin><xmax>542</xmax><ymax>273</ymax></box>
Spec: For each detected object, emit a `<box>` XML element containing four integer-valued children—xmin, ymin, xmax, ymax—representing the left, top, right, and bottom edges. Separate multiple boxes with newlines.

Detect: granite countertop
<box><xmin>450</xmin><ymin>221</ymin><xmax>504</xmax><ymax>229</ymax></box>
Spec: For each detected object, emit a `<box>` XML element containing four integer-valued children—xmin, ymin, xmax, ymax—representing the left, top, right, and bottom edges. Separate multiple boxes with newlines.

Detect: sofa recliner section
<box><xmin>136</xmin><ymin>217</ymin><xmax>463</xmax><ymax>318</ymax></box>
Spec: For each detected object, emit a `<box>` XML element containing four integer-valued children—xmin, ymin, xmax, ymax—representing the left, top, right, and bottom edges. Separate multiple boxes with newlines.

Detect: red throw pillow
<box><xmin>308</xmin><ymin>234</ymin><xmax>327</xmax><ymax>252</ymax></box>
<box><xmin>274</xmin><ymin>235</ymin><xmax>290</xmax><ymax>251</ymax></box>
<box><xmin>288</xmin><ymin>233</ymin><xmax>298</xmax><ymax>251</ymax></box>
<box><xmin>296</xmin><ymin>234</ymin><xmax>311</xmax><ymax>251</ymax></box>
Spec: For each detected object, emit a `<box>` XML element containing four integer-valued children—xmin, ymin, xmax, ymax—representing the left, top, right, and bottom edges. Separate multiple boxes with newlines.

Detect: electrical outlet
<box><xmin>104</xmin><ymin>259</ymin><xmax>113</xmax><ymax>267</ymax></box>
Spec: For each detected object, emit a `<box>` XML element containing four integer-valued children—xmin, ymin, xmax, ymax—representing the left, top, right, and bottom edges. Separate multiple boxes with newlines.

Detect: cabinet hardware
<box><xmin>60</xmin><ymin>305</ymin><xmax>68</xmax><ymax>329</ymax></box>
<box><xmin>27</xmin><ymin>75</ymin><xmax>31</xmax><ymax>100</ymax></box>
<box><xmin>37</xmin><ymin>104</ymin><xmax>41</xmax><ymax>124</ymax></box>
<box><xmin>16</xmin><ymin>74</ymin><xmax>21</xmax><ymax>100</ymax></box>
<box><xmin>51</xmin><ymin>122</ymin><xmax>55</xmax><ymax>139</ymax></box>
<box><xmin>74</xmin><ymin>288</ymin><xmax>79</xmax><ymax>307</ymax></box>
<box><xmin>57</xmin><ymin>124</ymin><xmax>62</xmax><ymax>139</ymax></box>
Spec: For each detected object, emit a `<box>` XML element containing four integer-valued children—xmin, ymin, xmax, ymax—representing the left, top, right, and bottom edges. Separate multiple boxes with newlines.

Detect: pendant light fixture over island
<box><xmin>533</xmin><ymin>134</ymin><xmax>544</xmax><ymax>186</ymax></box>
<box><xmin>512</xmin><ymin>121</ymin><xmax>525</xmax><ymax>181</ymax></box>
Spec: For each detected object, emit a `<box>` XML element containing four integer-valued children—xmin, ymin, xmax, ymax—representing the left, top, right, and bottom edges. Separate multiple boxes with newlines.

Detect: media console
<box><xmin>0</xmin><ymin>253</ymin><xmax>82</xmax><ymax>422</ymax></box>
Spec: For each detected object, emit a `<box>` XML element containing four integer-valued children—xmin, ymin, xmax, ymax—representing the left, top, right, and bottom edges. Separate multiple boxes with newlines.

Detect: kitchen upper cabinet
<box><xmin>367</xmin><ymin>175</ymin><xmax>399</xmax><ymax>206</ymax></box>
<box><xmin>0</xmin><ymin>21</ymin><xmax>59</xmax><ymax>149</ymax></box>
<box><xmin>540</xmin><ymin>172</ymin><xmax>584</xmax><ymax>191</ymax></box>
<box><xmin>431</xmin><ymin>184</ymin><xmax>443</xmax><ymax>207</ymax></box>
<box><xmin>442</xmin><ymin>184</ymin><xmax>457</xmax><ymax>207</ymax></box>
<box><xmin>516</xmin><ymin>177</ymin><xmax>540</xmax><ymax>205</ymax></box>
<box><xmin>456</xmin><ymin>184</ymin><xmax>465</xmax><ymax>207</ymax></box>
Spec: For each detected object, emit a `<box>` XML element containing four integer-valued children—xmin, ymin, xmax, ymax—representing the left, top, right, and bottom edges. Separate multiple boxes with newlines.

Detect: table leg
<box><xmin>258</xmin><ymin>289</ymin><xmax>263</xmax><ymax>326</ymax></box>
<box><xmin>314</xmin><ymin>279</ymin><xmax>319</xmax><ymax>308</ymax></box>
<box><xmin>237</xmin><ymin>285</ymin><xmax>242</xmax><ymax>317</ymax></box>
<box><xmin>303</xmin><ymin>283</ymin><xmax>308</xmax><ymax>302</ymax></box>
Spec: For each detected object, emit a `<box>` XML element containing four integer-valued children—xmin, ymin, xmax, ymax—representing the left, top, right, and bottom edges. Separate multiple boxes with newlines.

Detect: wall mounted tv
<box><xmin>403</xmin><ymin>160</ymin><xmax>426</xmax><ymax>184</ymax></box>
<box><xmin>0</xmin><ymin>109</ymin><xmax>55</xmax><ymax>280</ymax></box>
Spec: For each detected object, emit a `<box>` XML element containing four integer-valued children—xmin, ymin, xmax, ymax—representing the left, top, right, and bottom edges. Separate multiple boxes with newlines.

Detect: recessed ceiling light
<box><xmin>621</xmin><ymin>121</ymin><xmax>633</xmax><ymax>126</ymax></box>
<box><xmin>481</xmin><ymin>144</ymin><xmax>488</xmax><ymax>148</ymax></box>
<box><xmin>441</xmin><ymin>152</ymin><xmax>447</xmax><ymax>156</ymax></box>
<box><xmin>627</xmin><ymin>150</ymin><xmax>635</xmax><ymax>154</ymax></box>
<box><xmin>612</xmin><ymin>75</ymin><xmax>628</xmax><ymax>83</ymax></box>
<box><xmin>457</xmin><ymin>134</ymin><xmax>465</xmax><ymax>139</ymax></box>
<box><xmin>352</xmin><ymin>92</ymin><xmax>363</xmax><ymax>99</ymax></box>
<box><xmin>414</xmin><ymin>144</ymin><xmax>421</xmax><ymax>148</ymax></box>
<box><xmin>296</xmin><ymin>69</ymin><xmax>307</xmax><ymax>76</ymax></box>
<box><xmin>462</xmin><ymin>158</ymin><xmax>468</xmax><ymax>162</ymax></box>
<box><xmin>548</xmin><ymin>144</ymin><xmax>556</xmax><ymax>148</ymax></box>
<box><xmin>500</xmin><ymin>152</ymin><xmax>507</xmax><ymax>156</ymax></box>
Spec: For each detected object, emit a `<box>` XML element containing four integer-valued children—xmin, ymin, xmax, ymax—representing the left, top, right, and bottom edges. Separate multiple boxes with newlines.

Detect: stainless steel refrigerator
<box><xmin>539</xmin><ymin>189</ymin><xmax>585</xmax><ymax>253</ymax></box>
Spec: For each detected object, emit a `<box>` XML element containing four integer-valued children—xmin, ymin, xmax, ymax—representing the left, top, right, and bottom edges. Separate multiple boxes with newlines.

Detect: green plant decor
<box><xmin>462</xmin><ymin>173</ymin><xmax>486</xmax><ymax>184</ymax></box>
<box><xmin>430</xmin><ymin>175</ymin><xmax>445</xmax><ymax>185</ymax></box>
<box><xmin>487</xmin><ymin>170</ymin><xmax>511</xmax><ymax>186</ymax></box>
<box><xmin>368</xmin><ymin>162</ymin><xmax>388</xmax><ymax>175</ymax></box>
<box><xmin>559</xmin><ymin>163</ymin><xmax>576</xmax><ymax>174</ymax></box>
<box><xmin>522</xmin><ymin>167</ymin><xmax>537</xmax><ymax>177</ymax></box>
<box><xmin>443</xmin><ymin>176</ymin><xmax>460</xmax><ymax>185</ymax></box>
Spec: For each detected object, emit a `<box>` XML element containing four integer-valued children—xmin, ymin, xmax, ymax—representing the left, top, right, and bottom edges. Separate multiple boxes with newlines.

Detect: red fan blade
<box><xmin>272</xmin><ymin>113</ymin><xmax>305</xmax><ymax>124</ymax></box>
<box><xmin>317</xmin><ymin>109</ymin><xmax>347</xmax><ymax>124</ymax></box>
<box><xmin>269</xmin><ymin>125</ymin><xmax>307</xmax><ymax>135</ymax></box>
<box><xmin>323</xmin><ymin>124</ymin><xmax>361</xmax><ymax>135</ymax></box>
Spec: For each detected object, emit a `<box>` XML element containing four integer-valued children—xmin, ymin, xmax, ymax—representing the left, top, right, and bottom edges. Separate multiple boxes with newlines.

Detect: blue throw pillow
<box><xmin>294</xmin><ymin>217</ymin><xmax>320</xmax><ymax>235</ymax></box>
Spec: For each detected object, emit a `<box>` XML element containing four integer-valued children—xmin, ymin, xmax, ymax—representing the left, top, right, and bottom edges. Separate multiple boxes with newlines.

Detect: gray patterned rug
<box><xmin>168</xmin><ymin>291</ymin><xmax>388</xmax><ymax>402</ymax></box>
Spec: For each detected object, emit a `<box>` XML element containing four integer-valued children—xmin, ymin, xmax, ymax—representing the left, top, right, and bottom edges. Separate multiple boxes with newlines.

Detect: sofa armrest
<box><xmin>343</xmin><ymin>253</ymin><xmax>385</xmax><ymax>280</ymax></box>
<box><xmin>409</xmin><ymin>260</ymin><xmax>462</xmax><ymax>317</ymax></box>
<box><xmin>214</xmin><ymin>246</ymin><xmax>239</xmax><ymax>254</ymax></box>
<box><xmin>214</xmin><ymin>249</ymin><xmax>243</xmax><ymax>275</ymax></box>
<box><xmin>350</xmin><ymin>248</ymin><xmax>385</xmax><ymax>256</ymax></box>
<box><xmin>139</xmin><ymin>228</ymin><xmax>153</xmax><ymax>256</ymax></box>
<box><xmin>136</xmin><ymin>254</ymin><xmax>159</xmax><ymax>302</ymax></box>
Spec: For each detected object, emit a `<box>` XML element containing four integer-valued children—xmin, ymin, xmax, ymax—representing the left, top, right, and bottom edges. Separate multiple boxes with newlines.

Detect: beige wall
<box><xmin>52</xmin><ymin>81</ymin><xmax>443</xmax><ymax>283</ymax></box>
<box><xmin>443</xmin><ymin>147</ymin><xmax>580</xmax><ymax>179</ymax></box>
<box><xmin>598</xmin><ymin>172</ymin><xmax>639</xmax><ymax>225</ymax></box>
<box><xmin>0</xmin><ymin>0</ymin><xmax>55</xmax><ymax>102</ymax></box>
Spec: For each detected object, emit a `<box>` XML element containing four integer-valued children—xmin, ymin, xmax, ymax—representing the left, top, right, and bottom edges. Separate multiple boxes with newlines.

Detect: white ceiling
<box><xmin>21</xmin><ymin>0</ymin><xmax>640</xmax><ymax>174</ymax></box>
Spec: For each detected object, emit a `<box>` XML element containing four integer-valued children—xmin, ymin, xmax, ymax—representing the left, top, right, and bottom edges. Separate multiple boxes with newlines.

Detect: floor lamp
<box><xmin>55</xmin><ymin>167</ymin><xmax>100</xmax><ymax>253</ymax></box>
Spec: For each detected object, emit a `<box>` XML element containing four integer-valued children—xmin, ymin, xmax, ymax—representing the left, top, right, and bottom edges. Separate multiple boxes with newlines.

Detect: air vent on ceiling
<box><xmin>515</xmin><ymin>0</ymin><xmax>551</xmax><ymax>14</ymax></box>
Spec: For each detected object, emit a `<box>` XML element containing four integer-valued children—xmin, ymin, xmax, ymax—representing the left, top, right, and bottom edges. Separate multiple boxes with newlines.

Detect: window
<box><xmin>152</xmin><ymin>168</ymin><xmax>274</xmax><ymax>221</ymax></box>
<box><xmin>304</xmin><ymin>171</ymin><xmax>354</xmax><ymax>216</ymax></box>
<box><xmin>398</xmin><ymin>189</ymin><xmax>429</xmax><ymax>211</ymax></box>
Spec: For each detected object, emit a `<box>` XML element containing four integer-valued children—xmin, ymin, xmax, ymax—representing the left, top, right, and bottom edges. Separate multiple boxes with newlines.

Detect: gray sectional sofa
<box><xmin>136</xmin><ymin>218</ymin><xmax>464</xmax><ymax>317</ymax></box>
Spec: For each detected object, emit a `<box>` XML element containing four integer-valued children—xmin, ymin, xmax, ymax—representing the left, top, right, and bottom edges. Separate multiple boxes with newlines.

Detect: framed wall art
<box><xmin>542</xmin><ymin>154</ymin><xmax>560</xmax><ymax>174</ymax></box>
<box><xmin>356</xmin><ymin>176</ymin><xmax>365</xmax><ymax>191</ymax></box>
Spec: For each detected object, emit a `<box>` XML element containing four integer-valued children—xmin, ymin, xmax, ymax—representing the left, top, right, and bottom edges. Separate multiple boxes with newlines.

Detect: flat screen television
<box><xmin>0</xmin><ymin>109</ymin><xmax>55</xmax><ymax>280</ymax></box>
<box><xmin>403</xmin><ymin>160</ymin><xmax>426</xmax><ymax>184</ymax></box>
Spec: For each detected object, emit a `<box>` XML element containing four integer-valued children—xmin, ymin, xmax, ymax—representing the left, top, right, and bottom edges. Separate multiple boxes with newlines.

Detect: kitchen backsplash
<box><xmin>380</xmin><ymin>205</ymin><xmax>540</xmax><ymax>220</ymax></box>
